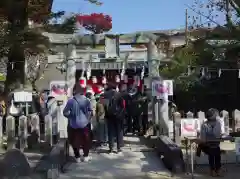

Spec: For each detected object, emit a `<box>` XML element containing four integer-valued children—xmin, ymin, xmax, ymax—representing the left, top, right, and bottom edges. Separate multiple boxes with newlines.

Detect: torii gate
<box><xmin>43</xmin><ymin>31</ymin><xmax>171</xmax><ymax>136</ymax></box>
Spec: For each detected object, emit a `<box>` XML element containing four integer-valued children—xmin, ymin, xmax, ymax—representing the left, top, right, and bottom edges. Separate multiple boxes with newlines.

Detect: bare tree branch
<box><xmin>185</xmin><ymin>4</ymin><xmax>221</xmax><ymax>27</ymax></box>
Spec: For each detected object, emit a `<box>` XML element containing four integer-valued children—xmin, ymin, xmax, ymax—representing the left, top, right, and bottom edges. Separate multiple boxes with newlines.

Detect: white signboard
<box><xmin>105</xmin><ymin>36</ymin><xmax>118</xmax><ymax>58</ymax></box>
<box><xmin>152</xmin><ymin>80</ymin><xmax>168</xmax><ymax>100</ymax></box>
<box><xmin>49</xmin><ymin>81</ymin><xmax>70</xmax><ymax>101</ymax></box>
<box><xmin>13</xmin><ymin>91</ymin><xmax>32</xmax><ymax>102</ymax></box>
<box><xmin>164</xmin><ymin>80</ymin><xmax>173</xmax><ymax>96</ymax></box>
<box><xmin>235</xmin><ymin>137</ymin><xmax>240</xmax><ymax>156</ymax></box>
<box><xmin>181</xmin><ymin>118</ymin><xmax>200</xmax><ymax>138</ymax></box>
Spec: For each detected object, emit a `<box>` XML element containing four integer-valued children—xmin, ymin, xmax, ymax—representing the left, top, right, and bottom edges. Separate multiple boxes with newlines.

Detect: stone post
<box><xmin>197</xmin><ymin>111</ymin><xmax>205</xmax><ymax>125</ymax></box>
<box><xmin>66</xmin><ymin>44</ymin><xmax>76</xmax><ymax>97</ymax></box>
<box><xmin>6</xmin><ymin>115</ymin><xmax>15</xmax><ymax>150</ymax></box>
<box><xmin>0</xmin><ymin>115</ymin><xmax>2</xmax><ymax>145</ymax></box>
<box><xmin>197</xmin><ymin>111</ymin><xmax>205</xmax><ymax>137</ymax></box>
<box><xmin>45</xmin><ymin>114</ymin><xmax>53</xmax><ymax>147</ymax></box>
<box><xmin>52</xmin><ymin>111</ymin><xmax>59</xmax><ymax>145</ymax></box>
<box><xmin>186</xmin><ymin>111</ymin><xmax>194</xmax><ymax>118</ymax></box>
<box><xmin>18</xmin><ymin>115</ymin><xmax>28</xmax><ymax>151</ymax></box>
<box><xmin>173</xmin><ymin>112</ymin><xmax>181</xmax><ymax>145</ymax></box>
<box><xmin>28</xmin><ymin>114</ymin><xmax>40</xmax><ymax>149</ymax></box>
<box><xmin>56</xmin><ymin>44</ymin><xmax>76</xmax><ymax>140</ymax></box>
<box><xmin>147</xmin><ymin>41</ymin><xmax>169</xmax><ymax>136</ymax></box>
<box><xmin>233</xmin><ymin>109</ymin><xmax>240</xmax><ymax>132</ymax></box>
<box><xmin>220</xmin><ymin>110</ymin><xmax>229</xmax><ymax>135</ymax></box>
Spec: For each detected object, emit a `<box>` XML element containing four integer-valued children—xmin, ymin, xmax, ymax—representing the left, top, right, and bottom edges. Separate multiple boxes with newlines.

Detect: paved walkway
<box><xmin>59</xmin><ymin>136</ymin><xmax>240</xmax><ymax>179</ymax></box>
<box><xmin>59</xmin><ymin>136</ymin><xmax>171</xmax><ymax>179</ymax></box>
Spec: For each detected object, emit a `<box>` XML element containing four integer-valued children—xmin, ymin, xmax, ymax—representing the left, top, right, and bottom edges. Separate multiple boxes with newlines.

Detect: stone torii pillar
<box><xmin>147</xmin><ymin>40</ymin><xmax>169</xmax><ymax>136</ymax></box>
<box><xmin>57</xmin><ymin>44</ymin><xmax>77</xmax><ymax>139</ymax></box>
<box><xmin>66</xmin><ymin>44</ymin><xmax>77</xmax><ymax>97</ymax></box>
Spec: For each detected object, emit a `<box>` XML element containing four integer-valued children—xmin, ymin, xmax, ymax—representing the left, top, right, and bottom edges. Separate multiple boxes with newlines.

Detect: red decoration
<box><xmin>78</xmin><ymin>74</ymin><xmax>144</xmax><ymax>94</ymax></box>
<box><xmin>86</xmin><ymin>85</ymin><xmax>94</xmax><ymax>95</ymax></box>
<box><xmin>76</xmin><ymin>13</ymin><xmax>112</xmax><ymax>34</ymax></box>
<box><xmin>79</xmin><ymin>77</ymin><xmax>86</xmax><ymax>88</ymax></box>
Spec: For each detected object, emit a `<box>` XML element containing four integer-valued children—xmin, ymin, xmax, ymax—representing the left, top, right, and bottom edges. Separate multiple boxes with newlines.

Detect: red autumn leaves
<box><xmin>76</xmin><ymin>13</ymin><xmax>112</xmax><ymax>34</ymax></box>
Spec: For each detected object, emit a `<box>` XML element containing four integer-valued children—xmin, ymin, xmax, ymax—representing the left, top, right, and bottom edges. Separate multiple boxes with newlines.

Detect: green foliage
<box><xmin>160</xmin><ymin>40</ymin><xmax>217</xmax><ymax>91</ymax></box>
<box><xmin>0</xmin><ymin>21</ymin><xmax>9</xmax><ymax>58</ymax></box>
<box><xmin>160</xmin><ymin>45</ymin><xmax>198</xmax><ymax>91</ymax></box>
<box><xmin>44</xmin><ymin>15</ymin><xmax>77</xmax><ymax>34</ymax></box>
<box><xmin>164</xmin><ymin>0</ymin><xmax>240</xmax><ymax>92</ymax></box>
<box><xmin>0</xmin><ymin>0</ymin><xmax>103</xmax><ymax>91</ymax></box>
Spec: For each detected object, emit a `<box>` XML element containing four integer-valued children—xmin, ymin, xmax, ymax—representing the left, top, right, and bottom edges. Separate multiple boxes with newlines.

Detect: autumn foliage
<box><xmin>76</xmin><ymin>13</ymin><xmax>112</xmax><ymax>34</ymax></box>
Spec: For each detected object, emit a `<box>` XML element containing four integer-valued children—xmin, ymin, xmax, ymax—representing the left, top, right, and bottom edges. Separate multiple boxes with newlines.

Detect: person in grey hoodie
<box><xmin>63</xmin><ymin>85</ymin><xmax>92</xmax><ymax>162</ymax></box>
<box><xmin>200</xmin><ymin>108</ymin><xmax>223</xmax><ymax>176</ymax></box>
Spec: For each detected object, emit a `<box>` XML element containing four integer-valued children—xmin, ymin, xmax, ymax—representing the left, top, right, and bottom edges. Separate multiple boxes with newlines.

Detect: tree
<box><xmin>160</xmin><ymin>40</ymin><xmax>213</xmax><ymax>91</ymax></box>
<box><xmin>76</xmin><ymin>13</ymin><xmax>112</xmax><ymax>34</ymax></box>
<box><xmin>185</xmin><ymin>0</ymin><xmax>240</xmax><ymax>77</ymax></box>
<box><xmin>187</xmin><ymin>0</ymin><xmax>240</xmax><ymax>39</ymax></box>
<box><xmin>159</xmin><ymin>0</ymin><xmax>240</xmax><ymax>111</ymax></box>
<box><xmin>161</xmin><ymin>0</ymin><xmax>240</xmax><ymax>90</ymax></box>
<box><xmin>0</xmin><ymin>0</ymin><xmax>102</xmax><ymax>93</ymax></box>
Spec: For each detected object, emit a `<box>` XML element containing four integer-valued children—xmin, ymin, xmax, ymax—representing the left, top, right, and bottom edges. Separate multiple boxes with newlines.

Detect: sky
<box><xmin>52</xmin><ymin>0</ymin><xmax>196</xmax><ymax>33</ymax></box>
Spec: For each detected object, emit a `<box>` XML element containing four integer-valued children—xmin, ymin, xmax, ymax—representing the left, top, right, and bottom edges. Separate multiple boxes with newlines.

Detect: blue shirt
<box><xmin>63</xmin><ymin>94</ymin><xmax>92</xmax><ymax>129</ymax></box>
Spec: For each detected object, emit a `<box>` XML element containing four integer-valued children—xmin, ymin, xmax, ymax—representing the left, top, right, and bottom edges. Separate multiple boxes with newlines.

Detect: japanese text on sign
<box><xmin>152</xmin><ymin>80</ymin><xmax>168</xmax><ymax>100</ymax></box>
<box><xmin>14</xmin><ymin>91</ymin><xmax>32</xmax><ymax>102</ymax></box>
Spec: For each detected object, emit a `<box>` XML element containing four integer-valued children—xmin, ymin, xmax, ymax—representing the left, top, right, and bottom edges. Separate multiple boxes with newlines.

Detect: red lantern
<box><xmin>79</xmin><ymin>77</ymin><xmax>86</xmax><ymax>88</ymax></box>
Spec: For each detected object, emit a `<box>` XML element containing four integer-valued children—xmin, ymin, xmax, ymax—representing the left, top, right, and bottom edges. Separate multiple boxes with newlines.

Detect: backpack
<box><xmin>205</xmin><ymin>122</ymin><xmax>220</xmax><ymax>148</ymax></box>
<box><xmin>107</xmin><ymin>94</ymin><xmax>125</xmax><ymax>118</ymax></box>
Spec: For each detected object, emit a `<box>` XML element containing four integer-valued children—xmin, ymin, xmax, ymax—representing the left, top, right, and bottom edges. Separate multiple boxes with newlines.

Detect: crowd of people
<box><xmin>1</xmin><ymin>83</ymin><xmax>226</xmax><ymax>176</ymax></box>
<box><xmin>63</xmin><ymin>83</ymin><xmax>149</xmax><ymax>162</ymax></box>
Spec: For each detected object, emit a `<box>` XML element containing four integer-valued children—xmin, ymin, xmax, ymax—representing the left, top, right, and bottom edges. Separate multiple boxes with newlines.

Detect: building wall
<box><xmin>35</xmin><ymin>63</ymin><xmax>66</xmax><ymax>90</ymax></box>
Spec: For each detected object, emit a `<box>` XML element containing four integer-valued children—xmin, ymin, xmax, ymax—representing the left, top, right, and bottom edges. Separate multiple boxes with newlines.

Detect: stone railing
<box><xmin>1</xmin><ymin>113</ymin><xmax>59</xmax><ymax>151</ymax></box>
<box><xmin>0</xmin><ymin>111</ymin><xmax>69</xmax><ymax>178</ymax></box>
<box><xmin>169</xmin><ymin>109</ymin><xmax>240</xmax><ymax>145</ymax></box>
